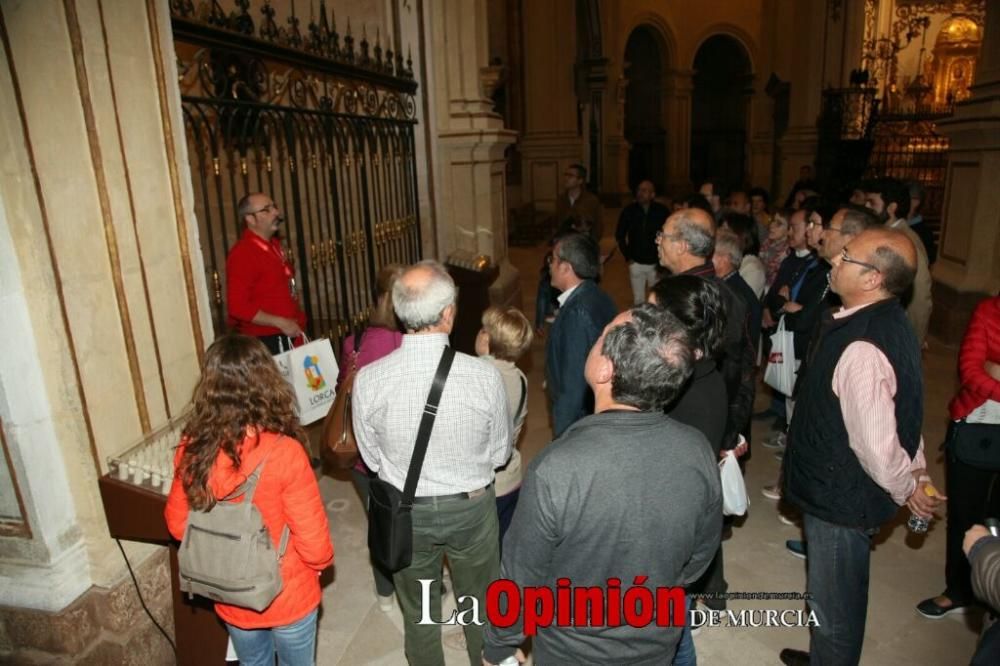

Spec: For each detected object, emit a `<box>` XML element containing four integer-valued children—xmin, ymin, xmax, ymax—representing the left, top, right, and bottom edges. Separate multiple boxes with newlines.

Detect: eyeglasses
<box><xmin>655</xmin><ymin>230</ymin><xmax>681</xmax><ymax>243</ymax></box>
<box><xmin>840</xmin><ymin>248</ymin><xmax>880</xmax><ymax>273</ymax></box>
<box><xmin>249</xmin><ymin>203</ymin><xmax>278</xmax><ymax>215</ymax></box>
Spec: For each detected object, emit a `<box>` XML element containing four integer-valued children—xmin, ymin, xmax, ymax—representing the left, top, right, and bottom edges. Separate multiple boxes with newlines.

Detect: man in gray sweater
<box><xmin>483</xmin><ymin>304</ymin><xmax>723</xmax><ymax>665</ymax></box>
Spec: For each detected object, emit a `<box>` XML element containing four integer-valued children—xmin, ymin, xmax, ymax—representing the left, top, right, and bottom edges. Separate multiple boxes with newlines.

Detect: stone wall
<box><xmin>0</xmin><ymin>548</ymin><xmax>174</xmax><ymax>665</ymax></box>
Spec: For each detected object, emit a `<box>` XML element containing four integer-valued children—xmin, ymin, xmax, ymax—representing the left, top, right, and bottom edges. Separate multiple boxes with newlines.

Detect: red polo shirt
<box><xmin>226</xmin><ymin>229</ymin><xmax>306</xmax><ymax>337</ymax></box>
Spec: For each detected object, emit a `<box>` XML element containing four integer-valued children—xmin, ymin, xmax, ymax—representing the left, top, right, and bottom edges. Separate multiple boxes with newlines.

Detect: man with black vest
<box><xmin>778</xmin><ymin>228</ymin><xmax>945</xmax><ymax>666</ymax></box>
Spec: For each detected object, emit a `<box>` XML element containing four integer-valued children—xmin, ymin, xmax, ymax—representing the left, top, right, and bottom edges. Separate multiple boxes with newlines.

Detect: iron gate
<box><xmin>866</xmin><ymin>115</ymin><xmax>948</xmax><ymax>246</ymax></box>
<box><xmin>171</xmin><ymin>1</ymin><xmax>420</xmax><ymax>347</ymax></box>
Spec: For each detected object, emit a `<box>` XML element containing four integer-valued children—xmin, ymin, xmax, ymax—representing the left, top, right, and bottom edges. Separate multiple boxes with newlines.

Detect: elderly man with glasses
<box><xmin>778</xmin><ymin>228</ymin><xmax>945</xmax><ymax>666</ymax></box>
<box><xmin>226</xmin><ymin>192</ymin><xmax>306</xmax><ymax>354</ymax></box>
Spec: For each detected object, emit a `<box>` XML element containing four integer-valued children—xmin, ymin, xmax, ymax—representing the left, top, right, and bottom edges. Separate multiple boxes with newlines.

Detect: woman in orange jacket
<box><xmin>165</xmin><ymin>335</ymin><xmax>333</xmax><ymax>665</ymax></box>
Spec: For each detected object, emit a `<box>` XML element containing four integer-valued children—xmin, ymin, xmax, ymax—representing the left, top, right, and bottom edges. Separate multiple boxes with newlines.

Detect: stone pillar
<box><xmin>776</xmin><ymin>0</ymin><xmax>827</xmax><ymax>198</ymax></box>
<box><xmin>931</xmin><ymin>1</ymin><xmax>1000</xmax><ymax>343</ymax></box>
<box><xmin>601</xmin><ymin>66</ymin><xmax>631</xmax><ymax>203</ymax></box>
<box><xmin>518</xmin><ymin>0</ymin><xmax>581</xmax><ymax>213</ymax></box>
<box><xmin>423</xmin><ymin>0</ymin><xmax>519</xmax><ymax>304</ymax></box>
<box><xmin>0</xmin><ymin>0</ymin><xmax>207</xmax><ymax>660</ymax></box>
<box><xmin>748</xmin><ymin>73</ymin><xmax>775</xmax><ymax>190</ymax></box>
<box><xmin>663</xmin><ymin>68</ymin><xmax>694</xmax><ymax>195</ymax></box>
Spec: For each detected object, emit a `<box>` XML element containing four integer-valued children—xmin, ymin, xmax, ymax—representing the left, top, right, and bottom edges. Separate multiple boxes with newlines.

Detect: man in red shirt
<box><xmin>226</xmin><ymin>193</ymin><xmax>306</xmax><ymax>354</ymax></box>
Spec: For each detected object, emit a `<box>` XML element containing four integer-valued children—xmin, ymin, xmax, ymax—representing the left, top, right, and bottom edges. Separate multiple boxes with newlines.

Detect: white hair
<box><xmin>392</xmin><ymin>260</ymin><xmax>457</xmax><ymax>330</ymax></box>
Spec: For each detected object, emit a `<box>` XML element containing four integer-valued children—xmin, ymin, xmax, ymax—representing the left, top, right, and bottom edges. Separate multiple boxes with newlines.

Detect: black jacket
<box><xmin>615</xmin><ymin>201</ymin><xmax>669</xmax><ymax>265</ymax></box>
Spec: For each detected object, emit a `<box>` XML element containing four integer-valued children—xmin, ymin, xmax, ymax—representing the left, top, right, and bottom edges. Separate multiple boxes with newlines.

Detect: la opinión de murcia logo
<box><xmin>417</xmin><ymin>579</ymin><xmax>819</xmax><ymax>632</ymax></box>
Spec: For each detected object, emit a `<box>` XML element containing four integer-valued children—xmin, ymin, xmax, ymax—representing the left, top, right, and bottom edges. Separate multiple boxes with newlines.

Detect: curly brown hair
<box><xmin>180</xmin><ymin>334</ymin><xmax>306</xmax><ymax>510</ymax></box>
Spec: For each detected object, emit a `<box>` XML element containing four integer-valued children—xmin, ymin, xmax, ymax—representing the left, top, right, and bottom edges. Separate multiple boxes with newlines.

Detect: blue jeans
<box><xmin>803</xmin><ymin>513</ymin><xmax>875</xmax><ymax>666</ymax></box>
<box><xmin>673</xmin><ymin>596</ymin><xmax>697</xmax><ymax>666</ymax></box>
<box><xmin>226</xmin><ymin>608</ymin><xmax>318</xmax><ymax>666</ymax></box>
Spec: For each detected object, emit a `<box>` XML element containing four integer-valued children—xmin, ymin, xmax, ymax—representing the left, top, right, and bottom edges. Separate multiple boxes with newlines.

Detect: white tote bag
<box><xmin>274</xmin><ymin>336</ymin><xmax>339</xmax><ymax>425</ymax></box>
<box><xmin>719</xmin><ymin>450</ymin><xmax>749</xmax><ymax>517</ymax></box>
<box><xmin>763</xmin><ymin>316</ymin><xmax>799</xmax><ymax>396</ymax></box>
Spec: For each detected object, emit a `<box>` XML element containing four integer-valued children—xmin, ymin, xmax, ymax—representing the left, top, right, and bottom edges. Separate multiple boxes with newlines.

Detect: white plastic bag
<box><xmin>274</xmin><ymin>336</ymin><xmax>339</xmax><ymax>425</ymax></box>
<box><xmin>763</xmin><ymin>316</ymin><xmax>798</xmax><ymax>396</ymax></box>
<box><xmin>719</xmin><ymin>449</ymin><xmax>749</xmax><ymax>517</ymax></box>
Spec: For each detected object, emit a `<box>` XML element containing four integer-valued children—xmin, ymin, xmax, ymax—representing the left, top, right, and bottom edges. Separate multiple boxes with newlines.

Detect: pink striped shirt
<box><xmin>831</xmin><ymin>304</ymin><xmax>926</xmax><ymax>506</ymax></box>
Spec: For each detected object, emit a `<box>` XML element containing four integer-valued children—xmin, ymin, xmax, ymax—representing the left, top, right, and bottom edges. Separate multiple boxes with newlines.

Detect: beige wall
<box><xmin>519</xmin><ymin>0</ymin><xmax>776</xmax><ymax>206</ymax></box>
<box><xmin>0</xmin><ymin>0</ymin><xmax>210</xmax><ymax>606</ymax></box>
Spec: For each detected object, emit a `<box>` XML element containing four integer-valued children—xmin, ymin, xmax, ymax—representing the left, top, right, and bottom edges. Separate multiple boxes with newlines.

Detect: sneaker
<box><xmin>761</xmin><ymin>484</ymin><xmax>782</xmax><ymax>500</ymax></box>
<box><xmin>916</xmin><ymin>596</ymin><xmax>970</xmax><ymax>619</ymax></box>
<box><xmin>774</xmin><ymin>450</ymin><xmax>784</xmax><ymax>461</ymax></box>
<box><xmin>762</xmin><ymin>432</ymin><xmax>787</xmax><ymax>449</ymax></box>
<box><xmin>778</xmin><ymin>512</ymin><xmax>799</xmax><ymax>526</ymax></box>
<box><xmin>377</xmin><ymin>593</ymin><xmax>394</xmax><ymax>613</ymax></box>
<box><xmin>785</xmin><ymin>540</ymin><xmax>807</xmax><ymax>559</ymax></box>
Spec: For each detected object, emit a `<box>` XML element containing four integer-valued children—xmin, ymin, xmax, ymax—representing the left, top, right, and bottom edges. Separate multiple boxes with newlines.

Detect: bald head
<box><xmin>392</xmin><ymin>260</ymin><xmax>457</xmax><ymax>331</ymax></box>
<box><xmin>657</xmin><ymin>208</ymin><xmax>716</xmax><ymax>272</ymax></box>
<box><xmin>833</xmin><ymin>228</ymin><xmax>917</xmax><ymax>302</ymax></box>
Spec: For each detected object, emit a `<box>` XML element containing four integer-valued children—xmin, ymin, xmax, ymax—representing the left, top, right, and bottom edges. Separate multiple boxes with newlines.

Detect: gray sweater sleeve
<box><xmin>681</xmin><ymin>466</ymin><xmax>723</xmax><ymax>584</ymax></box>
<box><xmin>483</xmin><ymin>464</ymin><xmax>559</xmax><ymax>663</ymax></box>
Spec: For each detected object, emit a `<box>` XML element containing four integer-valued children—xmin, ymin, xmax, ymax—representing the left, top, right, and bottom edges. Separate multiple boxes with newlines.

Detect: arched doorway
<box><xmin>624</xmin><ymin>26</ymin><xmax>667</xmax><ymax>194</ymax></box>
<box><xmin>690</xmin><ymin>35</ymin><xmax>752</xmax><ymax>190</ymax></box>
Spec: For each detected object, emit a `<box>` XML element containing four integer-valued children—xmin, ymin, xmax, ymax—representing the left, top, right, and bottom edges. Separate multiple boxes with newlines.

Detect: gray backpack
<box><xmin>178</xmin><ymin>458</ymin><xmax>290</xmax><ymax>611</ymax></box>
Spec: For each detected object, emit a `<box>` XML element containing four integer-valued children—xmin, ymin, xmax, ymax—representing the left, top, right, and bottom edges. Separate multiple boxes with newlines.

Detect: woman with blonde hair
<box><xmin>165</xmin><ymin>335</ymin><xmax>333</xmax><ymax>665</ymax></box>
<box><xmin>475</xmin><ymin>305</ymin><xmax>534</xmax><ymax>546</ymax></box>
<box><xmin>338</xmin><ymin>263</ymin><xmax>406</xmax><ymax>612</ymax></box>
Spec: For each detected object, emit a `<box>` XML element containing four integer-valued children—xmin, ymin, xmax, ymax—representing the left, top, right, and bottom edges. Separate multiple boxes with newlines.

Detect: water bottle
<box><xmin>907</xmin><ymin>482</ymin><xmax>939</xmax><ymax>534</ymax></box>
<box><xmin>986</xmin><ymin>517</ymin><xmax>1000</xmax><ymax>537</ymax></box>
<box><xmin>907</xmin><ymin>512</ymin><xmax>930</xmax><ymax>534</ymax></box>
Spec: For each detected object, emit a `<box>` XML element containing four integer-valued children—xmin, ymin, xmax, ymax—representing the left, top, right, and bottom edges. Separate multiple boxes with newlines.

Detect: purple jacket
<box><xmin>337</xmin><ymin>326</ymin><xmax>403</xmax><ymax>386</ymax></box>
<box><xmin>338</xmin><ymin>326</ymin><xmax>403</xmax><ymax>473</ymax></box>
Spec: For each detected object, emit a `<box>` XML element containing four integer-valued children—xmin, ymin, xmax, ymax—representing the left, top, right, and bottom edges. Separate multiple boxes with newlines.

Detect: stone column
<box><xmin>423</xmin><ymin>0</ymin><xmax>519</xmax><ymax>304</ymax></box>
<box><xmin>518</xmin><ymin>0</ymin><xmax>581</xmax><ymax>213</ymax></box>
<box><xmin>601</xmin><ymin>65</ymin><xmax>631</xmax><ymax>204</ymax></box>
<box><xmin>748</xmin><ymin>73</ymin><xmax>775</xmax><ymax>190</ymax></box>
<box><xmin>931</xmin><ymin>1</ymin><xmax>1000</xmax><ymax>343</ymax></box>
<box><xmin>0</xmin><ymin>0</ymin><xmax>205</xmax><ymax>660</ymax></box>
<box><xmin>776</xmin><ymin>0</ymin><xmax>827</xmax><ymax>198</ymax></box>
<box><xmin>663</xmin><ymin>68</ymin><xmax>694</xmax><ymax>195</ymax></box>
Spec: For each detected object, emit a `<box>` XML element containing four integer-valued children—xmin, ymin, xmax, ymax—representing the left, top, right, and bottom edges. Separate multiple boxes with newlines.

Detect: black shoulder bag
<box><xmin>367</xmin><ymin>347</ymin><xmax>456</xmax><ymax>572</ymax></box>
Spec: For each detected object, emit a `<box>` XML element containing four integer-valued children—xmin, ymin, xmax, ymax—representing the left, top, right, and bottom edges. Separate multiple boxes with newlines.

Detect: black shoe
<box><xmin>779</xmin><ymin>648</ymin><xmax>810</xmax><ymax>665</ymax></box>
<box><xmin>721</xmin><ymin>525</ymin><xmax>733</xmax><ymax>541</ymax></box>
<box><xmin>916</xmin><ymin>596</ymin><xmax>970</xmax><ymax>619</ymax></box>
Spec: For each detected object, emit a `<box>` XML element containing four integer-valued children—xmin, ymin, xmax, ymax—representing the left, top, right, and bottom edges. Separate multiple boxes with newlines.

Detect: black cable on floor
<box><xmin>116</xmin><ymin>538</ymin><xmax>178</xmax><ymax>659</ymax></box>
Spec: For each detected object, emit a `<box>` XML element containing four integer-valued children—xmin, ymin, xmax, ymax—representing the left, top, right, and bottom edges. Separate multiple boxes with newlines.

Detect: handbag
<box><xmin>763</xmin><ymin>316</ymin><xmax>799</xmax><ymax>396</ymax></box>
<box><xmin>949</xmin><ymin>419</ymin><xmax>1000</xmax><ymax>472</ymax></box>
<box><xmin>273</xmin><ymin>335</ymin><xmax>339</xmax><ymax>425</ymax></box>
<box><xmin>719</xmin><ymin>449</ymin><xmax>749</xmax><ymax>516</ymax></box>
<box><xmin>367</xmin><ymin>347</ymin><xmax>456</xmax><ymax>572</ymax></box>
<box><xmin>321</xmin><ymin>333</ymin><xmax>363</xmax><ymax>469</ymax></box>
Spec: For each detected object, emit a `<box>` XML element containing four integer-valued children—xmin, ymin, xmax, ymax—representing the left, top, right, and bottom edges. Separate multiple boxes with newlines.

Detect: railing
<box><xmin>171</xmin><ymin>1</ymin><xmax>421</xmax><ymax>347</ymax></box>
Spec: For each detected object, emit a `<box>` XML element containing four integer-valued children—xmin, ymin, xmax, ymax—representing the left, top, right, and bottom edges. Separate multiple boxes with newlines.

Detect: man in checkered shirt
<box><xmin>354</xmin><ymin>260</ymin><xmax>512</xmax><ymax>665</ymax></box>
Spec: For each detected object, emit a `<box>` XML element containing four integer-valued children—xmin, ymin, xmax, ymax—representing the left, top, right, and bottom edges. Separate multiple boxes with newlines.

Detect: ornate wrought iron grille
<box><xmin>866</xmin><ymin>116</ymin><xmax>948</xmax><ymax>242</ymax></box>
<box><xmin>172</xmin><ymin>1</ymin><xmax>420</xmax><ymax>346</ymax></box>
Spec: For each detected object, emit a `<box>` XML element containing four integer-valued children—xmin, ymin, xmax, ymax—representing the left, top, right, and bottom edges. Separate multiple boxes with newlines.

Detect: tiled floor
<box><xmin>314</xmin><ymin>211</ymin><xmax>979</xmax><ymax>665</ymax></box>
